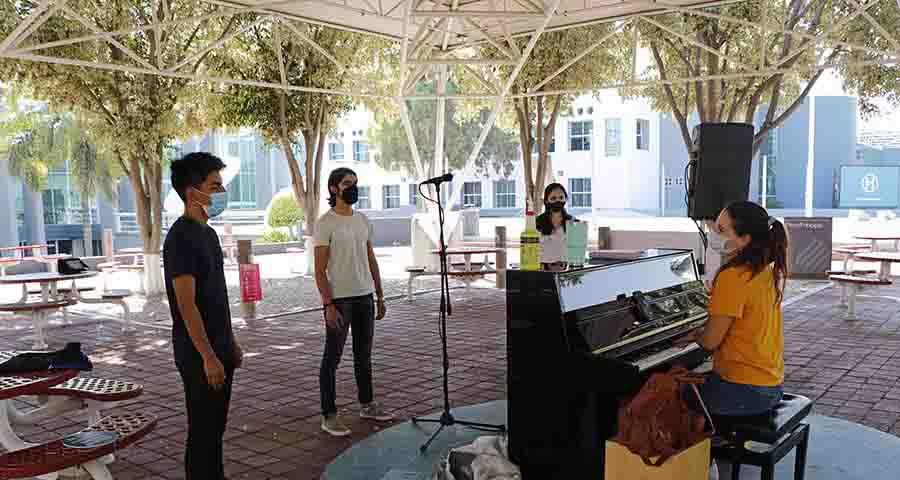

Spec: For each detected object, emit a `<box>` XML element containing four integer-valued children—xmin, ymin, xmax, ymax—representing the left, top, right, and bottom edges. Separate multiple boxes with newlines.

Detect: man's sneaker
<box><xmin>360</xmin><ymin>401</ymin><xmax>394</xmax><ymax>421</ymax></box>
<box><xmin>321</xmin><ymin>415</ymin><xmax>351</xmax><ymax>436</ymax></box>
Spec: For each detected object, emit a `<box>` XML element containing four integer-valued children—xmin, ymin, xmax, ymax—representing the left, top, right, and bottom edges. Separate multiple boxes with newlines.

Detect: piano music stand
<box><xmin>411</xmin><ymin>180</ymin><xmax>506</xmax><ymax>453</ymax></box>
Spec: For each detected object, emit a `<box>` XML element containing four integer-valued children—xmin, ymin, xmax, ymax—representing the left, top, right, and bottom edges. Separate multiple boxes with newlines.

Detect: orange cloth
<box><xmin>708</xmin><ymin>266</ymin><xmax>784</xmax><ymax>387</ymax></box>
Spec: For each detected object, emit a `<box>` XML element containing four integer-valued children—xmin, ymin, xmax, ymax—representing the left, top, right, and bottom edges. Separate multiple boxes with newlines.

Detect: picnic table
<box><xmin>0</xmin><ymin>272</ymin><xmax>98</xmax><ymax>348</ymax></box>
<box><xmin>0</xmin><ymin>367</ymin><xmax>79</xmax><ymax>452</ymax></box>
<box><xmin>0</xmin><ymin>258</ymin><xmax>20</xmax><ymax>276</ymax></box>
<box><xmin>0</xmin><ymin>245</ymin><xmax>50</xmax><ymax>258</ymax></box>
<box><xmin>854</xmin><ymin>234</ymin><xmax>900</xmax><ymax>252</ymax></box>
<box><xmin>853</xmin><ymin>251</ymin><xmax>900</xmax><ymax>281</ymax></box>
<box><xmin>33</xmin><ymin>254</ymin><xmax>72</xmax><ymax>273</ymax></box>
<box><xmin>405</xmin><ymin>248</ymin><xmax>503</xmax><ymax>301</ymax></box>
<box><xmin>430</xmin><ymin>247</ymin><xmax>502</xmax><ymax>272</ymax></box>
<box><xmin>0</xmin><ymin>352</ymin><xmax>152</xmax><ymax>480</ymax></box>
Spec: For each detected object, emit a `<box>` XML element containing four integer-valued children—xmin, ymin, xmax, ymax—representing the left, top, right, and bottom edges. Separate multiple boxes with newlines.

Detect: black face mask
<box><xmin>341</xmin><ymin>184</ymin><xmax>359</xmax><ymax>205</ymax></box>
<box><xmin>545</xmin><ymin>201</ymin><xmax>565</xmax><ymax>212</ymax></box>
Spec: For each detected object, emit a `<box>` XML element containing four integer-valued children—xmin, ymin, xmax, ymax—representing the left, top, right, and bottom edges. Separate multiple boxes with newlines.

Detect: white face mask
<box><xmin>707</xmin><ymin>228</ymin><xmax>735</xmax><ymax>255</ymax></box>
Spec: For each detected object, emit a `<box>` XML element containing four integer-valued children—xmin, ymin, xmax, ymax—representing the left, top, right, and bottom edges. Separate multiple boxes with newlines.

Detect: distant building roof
<box><xmin>859</xmin><ymin>130</ymin><xmax>900</xmax><ymax>149</ymax></box>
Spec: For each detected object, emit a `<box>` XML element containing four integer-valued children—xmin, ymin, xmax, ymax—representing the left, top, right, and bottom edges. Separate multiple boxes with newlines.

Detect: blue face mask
<box><xmin>194</xmin><ymin>188</ymin><xmax>228</xmax><ymax>218</ymax></box>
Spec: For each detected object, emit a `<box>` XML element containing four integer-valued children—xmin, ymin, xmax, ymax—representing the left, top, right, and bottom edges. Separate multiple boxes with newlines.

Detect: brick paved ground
<box><xmin>3</xmin><ymin>280</ymin><xmax>900</xmax><ymax>479</ymax></box>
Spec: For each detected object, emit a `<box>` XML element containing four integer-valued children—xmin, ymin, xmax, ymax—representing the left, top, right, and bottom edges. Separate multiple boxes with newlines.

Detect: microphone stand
<box><xmin>412</xmin><ymin>180</ymin><xmax>506</xmax><ymax>453</ymax></box>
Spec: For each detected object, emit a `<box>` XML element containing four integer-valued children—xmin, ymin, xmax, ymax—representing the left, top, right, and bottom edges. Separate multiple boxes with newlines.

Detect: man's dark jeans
<box><xmin>320</xmin><ymin>294</ymin><xmax>375</xmax><ymax>417</ymax></box>
<box><xmin>178</xmin><ymin>360</ymin><xmax>234</xmax><ymax>480</ymax></box>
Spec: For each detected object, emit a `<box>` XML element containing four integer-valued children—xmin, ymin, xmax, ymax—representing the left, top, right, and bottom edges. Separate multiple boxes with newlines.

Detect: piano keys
<box><xmin>506</xmin><ymin>249</ymin><xmax>709</xmax><ymax>479</ymax></box>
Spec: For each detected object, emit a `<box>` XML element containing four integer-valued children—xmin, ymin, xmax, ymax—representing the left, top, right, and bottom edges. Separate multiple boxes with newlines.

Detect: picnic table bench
<box><xmin>0</xmin><ymin>413</ymin><xmax>156</xmax><ymax>480</ymax></box>
<box><xmin>0</xmin><ymin>299</ymin><xmax>77</xmax><ymax>349</ymax></box>
<box><xmin>0</xmin><ymin>352</ymin><xmax>152</xmax><ymax>480</ymax></box>
<box><xmin>827</xmin><ymin>245</ymin><xmax>875</xmax><ymax>276</ymax></box>
<box><xmin>406</xmin><ymin>248</ymin><xmax>501</xmax><ymax>301</ymax></box>
<box><xmin>829</xmin><ymin>251</ymin><xmax>900</xmax><ymax>320</ymax></box>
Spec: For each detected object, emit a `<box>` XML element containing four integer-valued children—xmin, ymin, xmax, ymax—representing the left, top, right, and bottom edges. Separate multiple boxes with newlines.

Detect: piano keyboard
<box><xmin>632</xmin><ymin>342</ymin><xmax>701</xmax><ymax>372</ymax></box>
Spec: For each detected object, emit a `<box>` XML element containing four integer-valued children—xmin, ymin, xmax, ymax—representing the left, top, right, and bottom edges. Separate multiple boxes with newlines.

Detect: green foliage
<box><xmin>370</xmin><ymin>81</ymin><xmax>520</xmax><ymax>179</ymax></box>
<box><xmin>832</xmin><ymin>0</ymin><xmax>900</xmax><ymax>117</ymax></box>
<box><xmin>210</xmin><ymin>19</ymin><xmax>391</xmax><ymax>230</ymax></box>
<box><xmin>462</xmin><ymin>23</ymin><xmax>629</xmax><ymax>204</ymax></box>
<box><xmin>1</xmin><ymin>86</ymin><xmax>123</xmax><ymax>200</ymax></box>
<box><xmin>268</xmin><ymin>195</ymin><xmax>305</xmax><ymax>229</ymax></box>
<box><xmin>0</xmin><ymin>0</ymin><xmax>228</xmax><ymax>252</ymax></box>
<box><xmin>260</xmin><ymin>229</ymin><xmax>293</xmax><ymax>243</ymax></box>
<box><xmin>632</xmin><ymin>0</ymin><xmax>857</xmax><ymax>153</ymax></box>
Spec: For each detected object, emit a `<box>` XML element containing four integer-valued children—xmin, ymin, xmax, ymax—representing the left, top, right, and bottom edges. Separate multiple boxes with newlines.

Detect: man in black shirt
<box><xmin>164</xmin><ymin>152</ymin><xmax>243</xmax><ymax>480</ymax></box>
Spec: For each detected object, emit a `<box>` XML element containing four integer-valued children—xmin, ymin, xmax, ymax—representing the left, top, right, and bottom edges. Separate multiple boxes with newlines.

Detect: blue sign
<box><xmin>839</xmin><ymin>166</ymin><xmax>900</xmax><ymax>209</ymax></box>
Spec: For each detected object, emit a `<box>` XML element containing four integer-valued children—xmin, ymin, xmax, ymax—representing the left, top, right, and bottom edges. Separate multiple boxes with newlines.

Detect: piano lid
<box><xmin>555</xmin><ymin>249</ymin><xmax>699</xmax><ymax>313</ymax></box>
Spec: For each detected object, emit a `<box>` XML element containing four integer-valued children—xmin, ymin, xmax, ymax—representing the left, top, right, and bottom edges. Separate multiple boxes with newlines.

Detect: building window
<box><xmin>636</xmin><ymin>119</ymin><xmax>650</xmax><ymax>151</ymax></box>
<box><xmin>605</xmin><ymin>118</ymin><xmax>622</xmax><ymax>157</ymax></box>
<box><xmin>383</xmin><ymin>184</ymin><xmax>400</xmax><ymax>209</ymax></box>
<box><xmin>569</xmin><ymin>120</ymin><xmax>592</xmax><ymax>151</ymax></box>
<box><xmin>463</xmin><ymin>182</ymin><xmax>482</xmax><ymax>207</ymax></box>
<box><xmin>353</xmin><ymin>141</ymin><xmax>369</xmax><ymax>162</ymax></box>
<box><xmin>42</xmin><ymin>164</ymin><xmax>80</xmax><ymax>225</ymax></box>
<box><xmin>409</xmin><ymin>183</ymin><xmax>419</xmax><ymax>206</ymax></box>
<box><xmin>227</xmin><ymin>138</ymin><xmax>257</xmax><ymax>209</ymax></box>
<box><xmin>357</xmin><ymin>186</ymin><xmax>371</xmax><ymax>209</ymax></box>
<box><xmin>569</xmin><ymin>178</ymin><xmax>592</xmax><ymax>208</ymax></box>
<box><xmin>329</xmin><ymin>143</ymin><xmax>344</xmax><ymax>161</ymax></box>
<box><xmin>494</xmin><ymin>180</ymin><xmax>516</xmax><ymax>208</ymax></box>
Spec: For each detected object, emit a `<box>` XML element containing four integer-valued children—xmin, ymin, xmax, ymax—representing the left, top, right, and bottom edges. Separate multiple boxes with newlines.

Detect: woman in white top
<box><xmin>536</xmin><ymin>183</ymin><xmax>578</xmax><ymax>271</ymax></box>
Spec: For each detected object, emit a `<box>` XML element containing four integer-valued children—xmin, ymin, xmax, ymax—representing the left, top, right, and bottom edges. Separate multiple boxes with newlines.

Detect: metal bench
<box><xmin>711</xmin><ymin>393</ymin><xmax>812</xmax><ymax>480</ymax></box>
<box><xmin>0</xmin><ymin>412</ymin><xmax>156</xmax><ymax>480</ymax></box>
<box><xmin>829</xmin><ymin>274</ymin><xmax>892</xmax><ymax>320</ymax></box>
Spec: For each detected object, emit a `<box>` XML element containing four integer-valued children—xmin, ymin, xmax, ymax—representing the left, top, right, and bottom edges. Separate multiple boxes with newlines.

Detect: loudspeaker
<box><xmin>687</xmin><ymin>123</ymin><xmax>755</xmax><ymax>220</ymax></box>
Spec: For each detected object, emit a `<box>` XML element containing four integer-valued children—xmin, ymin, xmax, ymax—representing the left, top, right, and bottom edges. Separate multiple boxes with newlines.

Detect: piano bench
<box><xmin>711</xmin><ymin>393</ymin><xmax>813</xmax><ymax>480</ymax></box>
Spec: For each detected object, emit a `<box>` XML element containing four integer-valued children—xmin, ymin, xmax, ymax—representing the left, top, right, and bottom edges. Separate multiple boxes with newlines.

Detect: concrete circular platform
<box><xmin>322</xmin><ymin>400</ymin><xmax>900</xmax><ymax>480</ymax></box>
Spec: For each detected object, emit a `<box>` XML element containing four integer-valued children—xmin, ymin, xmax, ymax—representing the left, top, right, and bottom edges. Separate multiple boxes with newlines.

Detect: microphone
<box><xmin>420</xmin><ymin>172</ymin><xmax>453</xmax><ymax>186</ymax></box>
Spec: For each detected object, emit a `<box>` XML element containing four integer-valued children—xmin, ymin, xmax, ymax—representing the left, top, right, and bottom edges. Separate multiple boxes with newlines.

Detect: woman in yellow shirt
<box><xmin>681</xmin><ymin>201</ymin><xmax>787</xmax><ymax>416</ymax></box>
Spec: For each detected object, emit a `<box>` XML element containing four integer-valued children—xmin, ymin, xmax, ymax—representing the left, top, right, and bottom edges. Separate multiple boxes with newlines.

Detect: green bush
<box><xmin>268</xmin><ymin>195</ymin><xmax>305</xmax><ymax>229</ymax></box>
<box><xmin>260</xmin><ymin>229</ymin><xmax>293</xmax><ymax>244</ymax></box>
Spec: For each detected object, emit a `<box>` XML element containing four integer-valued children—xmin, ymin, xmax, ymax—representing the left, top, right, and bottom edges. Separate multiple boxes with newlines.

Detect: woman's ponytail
<box><xmin>769</xmin><ymin>218</ymin><xmax>789</xmax><ymax>304</ymax></box>
<box><xmin>716</xmin><ymin>202</ymin><xmax>790</xmax><ymax>305</ymax></box>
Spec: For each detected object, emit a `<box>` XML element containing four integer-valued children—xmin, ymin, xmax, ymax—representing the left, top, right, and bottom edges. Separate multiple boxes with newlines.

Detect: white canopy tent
<box><xmin>1</xmin><ymin>0</ymin><xmax>898</xmax><ymax>231</ymax></box>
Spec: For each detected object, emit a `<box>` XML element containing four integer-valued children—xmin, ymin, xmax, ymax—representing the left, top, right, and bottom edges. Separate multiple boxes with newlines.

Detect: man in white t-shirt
<box><xmin>315</xmin><ymin>167</ymin><xmax>393</xmax><ymax>436</ymax></box>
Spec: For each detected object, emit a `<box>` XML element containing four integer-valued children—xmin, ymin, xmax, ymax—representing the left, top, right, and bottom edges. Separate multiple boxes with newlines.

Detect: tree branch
<box><xmin>651</xmin><ymin>42</ymin><xmax>693</xmax><ymax>150</ymax></box>
<box><xmin>693</xmin><ymin>45</ymin><xmax>706</xmax><ymax>123</ymax></box>
<box><xmin>663</xmin><ymin>37</ymin><xmax>695</xmax><ymax>74</ymax></box>
<box><xmin>76</xmin><ymin>76</ymin><xmax>117</xmax><ymax>126</ymax></box>
<box><xmin>192</xmin><ymin>16</ymin><xmax>238</xmax><ymax>74</ymax></box>
<box><xmin>755</xmin><ymin>49</ymin><xmax>843</xmax><ymax>148</ymax></box>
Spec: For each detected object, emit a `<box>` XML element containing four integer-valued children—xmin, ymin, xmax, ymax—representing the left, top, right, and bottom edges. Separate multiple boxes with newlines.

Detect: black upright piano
<box><xmin>507</xmin><ymin>249</ymin><xmax>710</xmax><ymax>479</ymax></box>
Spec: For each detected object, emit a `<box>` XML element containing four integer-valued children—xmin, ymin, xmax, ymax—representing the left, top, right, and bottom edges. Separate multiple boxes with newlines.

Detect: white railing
<box><xmin>116</xmin><ymin>210</ymin><xmax>265</xmax><ymax>234</ymax></box>
<box><xmin>116</xmin><ymin>212</ymin><xmax>178</xmax><ymax>234</ymax></box>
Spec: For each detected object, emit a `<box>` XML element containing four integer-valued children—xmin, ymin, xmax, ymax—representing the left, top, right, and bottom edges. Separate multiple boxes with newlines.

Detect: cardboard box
<box><xmin>604</xmin><ymin>438</ymin><xmax>711</xmax><ymax>480</ymax></box>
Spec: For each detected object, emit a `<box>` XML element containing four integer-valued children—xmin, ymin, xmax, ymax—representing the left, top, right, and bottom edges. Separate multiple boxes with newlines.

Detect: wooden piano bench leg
<box><xmin>713</xmin><ymin>422</ymin><xmax>811</xmax><ymax>480</ymax></box>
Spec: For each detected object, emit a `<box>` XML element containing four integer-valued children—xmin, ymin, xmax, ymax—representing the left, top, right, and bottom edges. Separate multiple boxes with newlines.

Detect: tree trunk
<box><xmin>81</xmin><ymin>195</ymin><xmax>93</xmax><ymax>257</ymax></box>
<box><xmin>514</xmin><ymin>95</ymin><xmax>560</xmax><ymax>211</ymax></box>
<box><xmin>126</xmin><ymin>145</ymin><xmax>164</xmax><ymax>296</ymax></box>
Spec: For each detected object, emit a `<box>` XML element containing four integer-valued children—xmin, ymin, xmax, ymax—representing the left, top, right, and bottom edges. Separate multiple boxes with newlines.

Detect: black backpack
<box><xmin>0</xmin><ymin>342</ymin><xmax>93</xmax><ymax>374</ymax></box>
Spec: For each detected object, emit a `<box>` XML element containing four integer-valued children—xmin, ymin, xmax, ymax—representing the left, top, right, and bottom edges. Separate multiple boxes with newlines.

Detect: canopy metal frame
<box><xmin>1</xmin><ymin>0</ymin><xmax>898</xmax><ymax>215</ymax></box>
